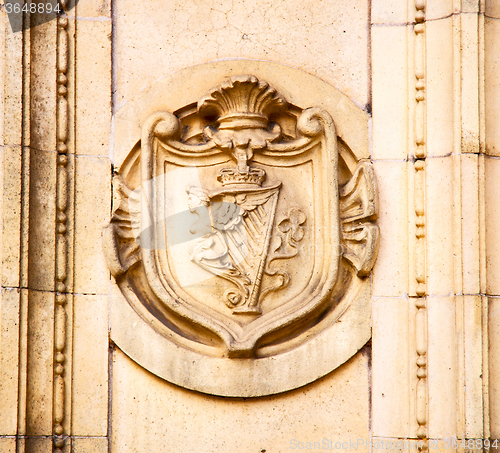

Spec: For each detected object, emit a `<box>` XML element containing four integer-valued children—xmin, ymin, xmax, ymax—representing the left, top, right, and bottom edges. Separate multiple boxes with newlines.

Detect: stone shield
<box><xmin>104</xmin><ymin>62</ymin><xmax>378</xmax><ymax>396</ymax></box>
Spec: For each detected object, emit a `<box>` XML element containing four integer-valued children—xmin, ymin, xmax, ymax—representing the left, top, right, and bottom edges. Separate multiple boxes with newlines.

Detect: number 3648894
<box><xmin>4</xmin><ymin>2</ymin><xmax>62</xmax><ymax>14</ymax></box>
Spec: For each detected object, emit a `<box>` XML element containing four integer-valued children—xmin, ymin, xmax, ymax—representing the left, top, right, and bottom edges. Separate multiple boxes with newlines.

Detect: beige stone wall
<box><xmin>0</xmin><ymin>0</ymin><xmax>498</xmax><ymax>452</ymax></box>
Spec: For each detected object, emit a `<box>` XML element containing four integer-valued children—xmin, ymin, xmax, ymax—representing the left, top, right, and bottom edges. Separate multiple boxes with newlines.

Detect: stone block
<box><xmin>72</xmin><ymin>294</ymin><xmax>109</xmax><ymax>436</ymax></box>
<box><xmin>485</xmin><ymin>156</ymin><xmax>500</xmax><ymax>296</ymax></box>
<box><xmin>26</xmin><ymin>290</ymin><xmax>54</xmax><ymax>436</ymax></box>
<box><xmin>73</xmin><ymin>155</ymin><xmax>111</xmax><ymax>295</ymax></box>
<box><xmin>485</xmin><ymin>17</ymin><xmax>500</xmax><ymax>156</ymax></box>
<box><xmin>0</xmin><ymin>288</ymin><xmax>20</xmax><ymax>436</ymax></box>
<box><xmin>489</xmin><ymin>297</ymin><xmax>500</xmax><ymax>438</ymax></box>
<box><xmin>75</xmin><ymin>20</ymin><xmax>111</xmax><ymax>157</ymax></box>
<box><xmin>372</xmin><ymin>161</ymin><xmax>408</xmax><ymax>297</ymax></box>
<box><xmin>427</xmin><ymin>296</ymin><xmax>458</xmax><ymax>439</ymax></box>
<box><xmin>111</xmin><ymin>347</ymin><xmax>370</xmax><ymax>453</ymax></box>
<box><xmin>372</xmin><ymin>296</ymin><xmax>411</xmax><ymax>437</ymax></box>
<box><xmin>115</xmin><ymin>0</ymin><xmax>369</xmax><ymax>108</ymax></box>
<box><xmin>371</xmin><ymin>25</ymin><xmax>409</xmax><ymax>160</ymax></box>
<box><xmin>425</xmin><ymin>156</ymin><xmax>455</xmax><ymax>296</ymax></box>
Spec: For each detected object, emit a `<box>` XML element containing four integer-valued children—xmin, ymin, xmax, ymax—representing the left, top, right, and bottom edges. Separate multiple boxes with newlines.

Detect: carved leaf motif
<box><xmin>278</xmin><ymin>208</ymin><xmax>306</xmax><ymax>243</ymax></box>
<box><xmin>340</xmin><ymin>162</ymin><xmax>378</xmax><ymax>222</ymax></box>
<box><xmin>342</xmin><ymin>223</ymin><xmax>379</xmax><ymax>277</ymax></box>
<box><xmin>261</xmin><ymin>208</ymin><xmax>307</xmax><ymax>300</ymax></box>
<box><xmin>340</xmin><ymin>162</ymin><xmax>379</xmax><ymax>276</ymax></box>
<box><xmin>103</xmin><ymin>175</ymin><xmax>141</xmax><ymax>278</ymax></box>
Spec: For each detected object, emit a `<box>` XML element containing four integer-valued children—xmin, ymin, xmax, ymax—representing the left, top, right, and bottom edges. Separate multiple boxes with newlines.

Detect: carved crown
<box><xmin>217</xmin><ymin>167</ymin><xmax>266</xmax><ymax>186</ymax></box>
<box><xmin>197</xmin><ymin>75</ymin><xmax>287</xmax><ymax>130</ymax></box>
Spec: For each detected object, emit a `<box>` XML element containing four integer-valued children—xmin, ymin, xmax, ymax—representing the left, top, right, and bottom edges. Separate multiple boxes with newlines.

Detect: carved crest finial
<box><xmin>198</xmin><ymin>75</ymin><xmax>287</xmax><ymax>130</ymax></box>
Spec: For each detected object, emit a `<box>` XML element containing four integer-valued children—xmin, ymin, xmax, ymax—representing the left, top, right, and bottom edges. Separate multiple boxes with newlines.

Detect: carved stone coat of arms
<box><xmin>104</xmin><ymin>65</ymin><xmax>378</xmax><ymax>396</ymax></box>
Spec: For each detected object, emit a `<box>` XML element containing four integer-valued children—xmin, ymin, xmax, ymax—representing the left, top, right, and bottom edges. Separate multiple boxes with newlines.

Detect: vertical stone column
<box><xmin>0</xmin><ymin>3</ymin><xmax>77</xmax><ymax>451</ymax></box>
<box><xmin>413</xmin><ymin>2</ymin><xmax>428</xmax><ymax>447</ymax></box>
<box><xmin>370</xmin><ymin>0</ymin><xmax>413</xmax><ymax>444</ymax></box>
<box><xmin>485</xmin><ymin>0</ymin><xmax>500</xmax><ymax>440</ymax></box>
<box><xmin>424</xmin><ymin>0</ymin><xmax>486</xmax><ymax>444</ymax></box>
<box><xmin>0</xmin><ymin>5</ymin><xmax>25</xmax><ymax>452</ymax></box>
<box><xmin>371</xmin><ymin>0</ymin><xmax>489</xmax><ymax>448</ymax></box>
<box><xmin>70</xmin><ymin>0</ymin><xmax>112</xmax><ymax>451</ymax></box>
<box><xmin>0</xmin><ymin>4</ymin><xmax>62</xmax><ymax>452</ymax></box>
<box><xmin>53</xmin><ymin>6</ymin><xmax>70</xmax><ymax>452</ymax></box>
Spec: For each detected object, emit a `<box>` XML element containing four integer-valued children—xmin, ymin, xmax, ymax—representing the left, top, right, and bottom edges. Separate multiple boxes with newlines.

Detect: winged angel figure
<box><xmin>185</xmin><ymin>184</ymin><xmax>281</xmax><ymax>313</ymax></box>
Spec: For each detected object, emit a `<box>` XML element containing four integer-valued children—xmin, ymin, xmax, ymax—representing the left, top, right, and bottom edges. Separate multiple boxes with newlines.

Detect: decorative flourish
<box><xmin>53</xmin><ymin>5</ymin><xmax>70</xmax><ymax>452</ymax></box>
<box><xmin>261</xmin><ymin>208</ymin><xmax>307</xmax><ymax>299</ymax></box>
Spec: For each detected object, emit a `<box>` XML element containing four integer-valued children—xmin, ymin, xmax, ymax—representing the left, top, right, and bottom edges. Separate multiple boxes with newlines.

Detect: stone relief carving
<box><xmin>104</xmin><ymin>66</ymin><xmax>378</xmax><ymax>395</ymax></box>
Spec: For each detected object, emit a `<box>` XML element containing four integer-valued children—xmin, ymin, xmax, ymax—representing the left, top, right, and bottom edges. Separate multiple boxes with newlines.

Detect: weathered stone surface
<box><xmin>0</xmin><ymin>0</ymin><xmax>498</xmax><ymax>451</ymax></box>
<box><xmin>111</xmin><ymin>347</ymin><xmax>370</xmax><ymax>453</ymax></box>
<box><xmin>114</xmin><ymin>0</ymin><xmax>370</xmax><ymax>108</ymax></box>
